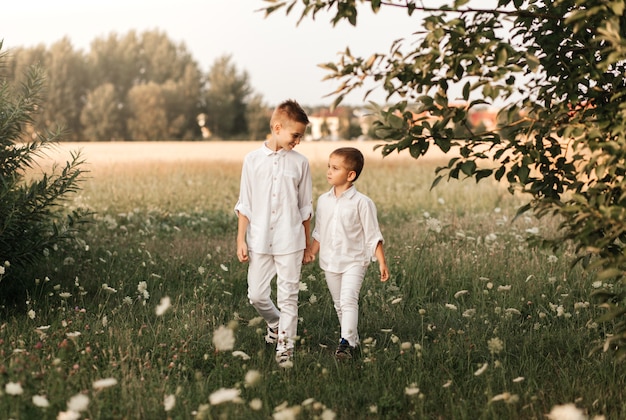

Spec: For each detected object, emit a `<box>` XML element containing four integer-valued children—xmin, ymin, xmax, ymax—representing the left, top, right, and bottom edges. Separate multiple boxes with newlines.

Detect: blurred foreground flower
<box><xmin>546</xmin><ymin>403</ymin><xmax>587</xmax><ymax>420</ymax></box>
<box><xmin>93</xmin><ymin>377</ymin><xmax>118</xmax><ymax>389</ymax></box>
<box><xmin>5</xmin><ymin>382</ymin><xmax>23</xmax><ymax>395</ymax></box>
<box><xmin>250</xmin><ymin>398</ymin><xmax>263</xmax><ymax>410</ymax></box>
<box><xmin>474</xmin><ymin>363</ymin><xmax>488</xmax><ymax>376</ymax></box>
<box><xmin>209</xmin><ymin>388</ymin><xmax>241</xmax><ymax>405</ymax></box>
<box><xmin>155</xmin><ymin>296</ymin><xmax>172</xmax><ymax>316</ymax></box>
<box><xmin>245</xmin><ymin>369</ymin><xmax>262</xmax><ymax>387</ymax></box>
<box><xmin>67</xmin><ymin>393</ymin><xmax>90</xmax><ymax>412</ymax></box>
<box><xmin>164</xmin><ymin>394</ymin><xmax>176</xmax><ymax>412</ymax></box>
<box><xmin>213</xmin><ymin>325</ymin><xmax>235</xmax><ymax>351</ymax></box>
<box><xmin>232</xmin><ymin>350</ymin><xmax>250</xmax><ymax>360</ymax></box>
<box><xmin>487</xmin><ymin>337</ymin><xmax>504</xmax><ymax>355</ymax></box>
<box><xmin>57</xmin><ymin>411</ymin><xmax>81</xmax><ymax>420</ymax></box>
<box><xmin>405</xmin><ymin>383</ymin><xmax>420</xmax><ymax>396</ymax></box>
<box><xmin>32</xmin><ymin>395</ymin><xmax>50</xmax><ymax>408</ymax></box>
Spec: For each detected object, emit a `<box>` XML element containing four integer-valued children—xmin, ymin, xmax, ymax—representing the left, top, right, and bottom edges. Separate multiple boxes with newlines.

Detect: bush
<box><xmin>0</xmin><ymin>43</ymin><xmax>88</xmax><ymax>309</ymax></box>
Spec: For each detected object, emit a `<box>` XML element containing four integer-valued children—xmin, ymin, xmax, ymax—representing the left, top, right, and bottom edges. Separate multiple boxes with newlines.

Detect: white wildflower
<box><xmin>426</xmin><ymin>217</ymin><xmax>442</xmax><ymax>233</ymax></box>
<box><xmin>92</xmin><ymin>377</ymin><xmax>118</xmax><ymax>389</ymax></box>
<box><xmin>454</xmin><ymin>290</ymin><xmax>469</xmax><ymax>299</ymax></box>
<box><xmin>5</xmin><ymin>382</ymin><xmax>23</xmax><ymax>395</ymax></box>
<box><xmin>32</xmin><ymin>395</ymin><xmax>50</xmax><ymax>407</ymax></box>
<box><xmin>164</xmin><ymin>394</ymin><xmax>176</xmax><ymax>412</ymax></box>
<box><xmin>212</xmin><ymin>325</ymin><xmax>235</xmax><ymax>351</ymax></box>
<box><xmin>209</xmin><ymin>388</ymin><xmax>241</xmax><ymax>405</ymax></box>
<box><xmin>474</xmin><ymin>363</ymin><xmax>488</xmax><ymax>376</ymax></box>
<box><xmin>232</xmin><ymin>350</ymin><xmax>250</xmax><ymax>360</ymax></box>
<box><xmin>102</xmin><ymin>283</ymin><xmax>117</xmax><ymax>294</ymax></box>
<box><xmin>249</xmin><ymin>398</ymin><xmax>263</xmax><ymax>410</ymax></box>
<box><xmin>245</xmin><ymin>370</ymin><xmax>262</xmax><ymax>387</ymax></box>
<box><xmin>67</xmin><ymin>393</ymin><xmax>90</xmax><ymax>412</ymax></box>
<box><xmin>546</xmin><ymin>403</ymin><xmax>587</xmax><ymax>420</ymax></box>
<box><xmin>404</xmin><ymin>383</ymin><xmax>420</xmax><ymax>396</ymax></box>
<box><xmin>462</xmin><ymin>308</ymin><xmax>476</xmax><ymax>318</ymax></box>
<box><xmin>155</xmin><ymin>296</ymin><xmax>172</xmax><ymax>316</ymax></box>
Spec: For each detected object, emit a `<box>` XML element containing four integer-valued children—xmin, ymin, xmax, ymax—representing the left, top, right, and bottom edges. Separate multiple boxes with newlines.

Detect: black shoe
<box><xmin>335</xmin><ymin>338</ymin><xmax>354</xmax><ymax>360</ymax></box>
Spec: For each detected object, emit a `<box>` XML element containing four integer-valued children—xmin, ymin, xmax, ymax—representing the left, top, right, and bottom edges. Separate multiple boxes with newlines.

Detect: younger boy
<box><xmin>235</xmin><ymin>99</ymin><xmax>313</xmax><ymax>366</ymax></box>
<box><xmin>307</xmin><ymin>147</ymin><xmax>389</xmax><ymax>359</ymax></box>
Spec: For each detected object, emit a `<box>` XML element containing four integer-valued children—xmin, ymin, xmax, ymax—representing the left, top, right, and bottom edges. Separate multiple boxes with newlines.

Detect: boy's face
<box><xmin>273</xmin><ymin>120</ymin><xmax>306</xmax><ymax>151</ymax></box>
<box><xmin>327</xmin><ymin>154</ymin><xmax>356</xmax><ymax>187</ymax></box>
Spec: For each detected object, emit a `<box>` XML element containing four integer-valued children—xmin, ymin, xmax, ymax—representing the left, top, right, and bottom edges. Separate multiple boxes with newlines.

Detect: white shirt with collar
<box><xmin>312</xmin><ymin>185</ymin><xmax>384</xmax><ymax>273</ymax></box>
<box><xmin>235</xmin><ymin>142</ymin><xmax>313</xmax><ymax>255</ymax></box>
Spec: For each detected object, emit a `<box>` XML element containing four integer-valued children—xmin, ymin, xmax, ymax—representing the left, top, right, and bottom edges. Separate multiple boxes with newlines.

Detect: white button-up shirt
<box><xmin>312</xmin><ymin>185</ymin><xmax>384</xmax><ymax>273</ymax></box>
<box><xmin>235</xmin><ymin>142</ymin><xmax>313</xmax><ymax>255</ymax></box>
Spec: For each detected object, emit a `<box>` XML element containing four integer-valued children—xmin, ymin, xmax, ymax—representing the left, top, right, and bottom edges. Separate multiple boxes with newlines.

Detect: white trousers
<box><xmin>247</xmin><ymin>251</ymin><xmax>303</xmax><ymax>352</ymax></box>
<box><xmin>324</xmin><ymin>264</ymin><xmax>368</xmax><ymax>348</ymax></box>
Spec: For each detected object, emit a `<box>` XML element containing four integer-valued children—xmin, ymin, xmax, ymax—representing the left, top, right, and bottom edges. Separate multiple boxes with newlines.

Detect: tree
<box><xmin>41</xmin><ymin>38</ymin><xmax>88</xmax><ymax>141</ymax></box>
<box><xmin>202</xmin><ymin>54</ymin><xmax>253</xmax><ymax>139</ymax></box>
<box><xmin>264</xmin><ymin>1</ymin><xmax>626</xmax><ymax>359</ymax></box>
<box><xmin>80</xmin><ymin>83</ymin><xmax>124</xmax><ymax>141</ymax></box>
<box><xmin>86</xmin><ymin>30</ymin><xmax>203</xmax><ymax>140</ymax></box>
<box><xmin>126</xmin><ymin>82</ymin><xmax>168</xmax><ymax>140</ymax></box>
<box><xmin>0</xmin><ymin>43</ymin><xmax>88</xmax><ymax>306</ymax></box>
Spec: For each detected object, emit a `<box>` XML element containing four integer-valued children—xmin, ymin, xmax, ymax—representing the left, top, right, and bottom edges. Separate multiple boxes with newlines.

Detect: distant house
<box><xmin>307</xmin><ymin>108</ymin><xmax>344</xmax><ymax>141</ymax></box>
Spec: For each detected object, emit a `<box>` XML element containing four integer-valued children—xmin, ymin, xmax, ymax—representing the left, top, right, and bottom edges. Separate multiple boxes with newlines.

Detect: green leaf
<box><xmin>460</xmin><ymin>160</ymin><xmax>476</xmax><ymax>176</ymax></box>
<box><xmin>475</xmin><ymin>169</ymin><xmax>493</xmax><ymax>182</ymax></box>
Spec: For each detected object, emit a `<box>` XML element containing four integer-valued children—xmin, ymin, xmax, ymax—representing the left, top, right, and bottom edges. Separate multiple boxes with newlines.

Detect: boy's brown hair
<box><xmin>331</xmin><ymin>147</ymin><xmax>365</xmax><ymax>182</ymax></box>
<box><xmin>270</xmin><ymin>99</ymin><xmax>309</xmax><ymax>126</ymax></box>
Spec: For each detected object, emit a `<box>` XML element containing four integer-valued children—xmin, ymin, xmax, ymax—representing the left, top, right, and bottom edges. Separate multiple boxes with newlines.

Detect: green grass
<box><xmin>1</xmin><ymin>155</ymin><xmax>625</xmax><ymax>419</ymax></box>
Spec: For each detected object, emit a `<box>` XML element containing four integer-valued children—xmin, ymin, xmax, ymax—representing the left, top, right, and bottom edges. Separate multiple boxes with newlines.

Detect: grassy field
<box><xmin>2</xmin><ymin>140</ymin><xmax>624</xmax><ymax>419</ymax></box>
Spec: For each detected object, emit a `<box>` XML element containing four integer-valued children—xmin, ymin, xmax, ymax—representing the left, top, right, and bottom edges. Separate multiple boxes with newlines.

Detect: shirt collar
<box><xmin>262</xmin><ymin>141</ymin><xmax>286</xmax><ymax>156</ymax></box>
<box><xmin>330</xmin><ymin>185</ymin><xmax>357</xmax><ymax>199</ymax></box>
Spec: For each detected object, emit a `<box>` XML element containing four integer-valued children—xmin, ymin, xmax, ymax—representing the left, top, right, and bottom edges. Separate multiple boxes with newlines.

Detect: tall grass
<box><xmin>1</xmin><ymin>151</ymin><xmax>624</xmax><ymax>419</ymax></box>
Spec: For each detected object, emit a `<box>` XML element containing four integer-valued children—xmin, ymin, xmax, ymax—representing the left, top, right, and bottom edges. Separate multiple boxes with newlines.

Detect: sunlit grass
<box><xmin>2</xmin><ymin>143</ymin><xmax>625</xmax><ymax>419</ymax></box>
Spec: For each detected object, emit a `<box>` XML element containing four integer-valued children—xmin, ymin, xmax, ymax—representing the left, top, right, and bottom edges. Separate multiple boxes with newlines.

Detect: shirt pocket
<box><xmin>339</xmin><ymin>206</ymin><xmax>359</xmax><ymax>226</ymax></box>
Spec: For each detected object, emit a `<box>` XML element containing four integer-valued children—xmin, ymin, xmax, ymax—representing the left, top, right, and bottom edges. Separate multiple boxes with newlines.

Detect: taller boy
<box><xmin>235</xmin><ymin>99</ymin><xmax>313</xmax><ymax>366</ymax></box>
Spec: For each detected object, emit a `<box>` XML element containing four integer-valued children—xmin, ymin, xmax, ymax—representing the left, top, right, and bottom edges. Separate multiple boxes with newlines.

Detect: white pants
<box><xmin>247</xmin><ymin>251</ymin><xmax>303</xmax><ymax>352</ymax></box>
<box><xmin>324</xmin><ymin>264</ymin><xmax>368</xmax><ymax>348</ymax></box>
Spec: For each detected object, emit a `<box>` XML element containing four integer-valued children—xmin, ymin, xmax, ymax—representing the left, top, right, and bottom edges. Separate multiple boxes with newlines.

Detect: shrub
<box><xmin>0</xmin><ymin>42</ymin><xmax>88</xmax><ymax>308</ymax></box>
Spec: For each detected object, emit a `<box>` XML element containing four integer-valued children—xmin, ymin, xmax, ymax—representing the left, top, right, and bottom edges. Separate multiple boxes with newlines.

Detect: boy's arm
<box><xmin>302</xmin><ymin>217</ymin><xmax>315</xmax><ymax>264</ymax></box>
<box><xmin>236</xmin><ymin>212</ymin><xmax>249</xmax><ymax>263</ymax></box>
<box><xmin>375</xmin><ymin>241</ymin><xmax>390</xmax><ymax>282</ymax></box>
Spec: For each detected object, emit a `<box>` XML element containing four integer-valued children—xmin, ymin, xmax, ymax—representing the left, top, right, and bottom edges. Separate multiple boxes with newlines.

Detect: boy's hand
<box><xmin>303</xmin><ymin>248</ymin><xmax>315</xmax><ymax>264</ymax></box>
<box><xmin>380</xmin><ymin>264</ymin><xmax>390</xmax><ymax>282</ymax></box>
<box><xmin>237</xmin><ymin>241</ymin><xmax>249</xmax><ymax>263</ymax></box>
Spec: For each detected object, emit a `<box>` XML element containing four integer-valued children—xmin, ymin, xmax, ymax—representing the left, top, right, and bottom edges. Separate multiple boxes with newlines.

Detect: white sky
<box><xmin>1</xmin><ymin>0</ymin><xmax>425</xmax><ymax>107</ymax></box>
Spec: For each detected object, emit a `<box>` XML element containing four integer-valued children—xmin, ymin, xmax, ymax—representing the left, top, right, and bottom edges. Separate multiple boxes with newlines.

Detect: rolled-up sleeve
<box><xmin>234</xmin><ymin>156</ymin><xmax>253</xmax><ymax>221</ymax></box>
<box><xmin>360</xmin><ymin>198</ymin><xmax>384</xmax><ymax>261</ymax></box>
<box><xmin>298</xmin><ymin>160</ymin><xmax>313</xmax><ymax>221</ymax></box>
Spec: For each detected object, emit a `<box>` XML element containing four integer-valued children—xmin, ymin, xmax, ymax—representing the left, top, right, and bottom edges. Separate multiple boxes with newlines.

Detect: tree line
<box><xmin>1</xmin><ymin>30</ymin><xmax>273</xmax><ymax>141</ymax></box>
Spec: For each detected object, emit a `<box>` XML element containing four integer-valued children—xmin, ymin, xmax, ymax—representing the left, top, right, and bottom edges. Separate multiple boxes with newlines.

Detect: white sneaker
<box><xmin>265</xmin><ymin>327</ymin><xmax>278</xmax><ymax>344</ymax></box>
<box><xmin>275</xmin><ymin>348</ymin><xmax>293</xmax><ymax>367</ymax></box>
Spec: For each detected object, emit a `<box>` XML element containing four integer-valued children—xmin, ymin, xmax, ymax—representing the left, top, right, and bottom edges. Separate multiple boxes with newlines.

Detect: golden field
<box><xmin>43</xmin><ymin>140</ymin><xmax>445</xmax><ymax>166</ymax></box>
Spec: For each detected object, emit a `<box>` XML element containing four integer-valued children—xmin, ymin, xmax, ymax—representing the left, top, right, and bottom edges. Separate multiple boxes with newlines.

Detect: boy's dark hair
<box><xmin>271</xmin><ymin>99</ymin><xmax>309</xmax><ymax>126</ymax></box>
<box><xmin>331</xmin><ymin>147</ymin><xmax>365</xmax><ymax>181</ymax></box>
